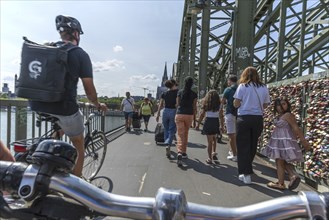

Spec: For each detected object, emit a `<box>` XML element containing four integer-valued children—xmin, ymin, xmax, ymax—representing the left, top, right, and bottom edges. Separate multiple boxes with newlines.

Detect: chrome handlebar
<box><xmin>1</xmin><ymin>162</ymin><xmax>328</xmax><ymax>220</ymax></box>
<box><xmin>50</xmin><ymin>175</ymin><xmax>329</xmax><ymax>219</ymax></box>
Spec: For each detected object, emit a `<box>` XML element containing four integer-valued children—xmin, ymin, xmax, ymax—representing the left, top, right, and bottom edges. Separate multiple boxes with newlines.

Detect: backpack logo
<box><xmin>28</xmin><ymin>60</ymin><xmax>42</xmax><ymax>79</ymax></box>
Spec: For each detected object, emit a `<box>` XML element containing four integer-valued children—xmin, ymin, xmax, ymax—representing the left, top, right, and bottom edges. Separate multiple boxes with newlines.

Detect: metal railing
<box><xmin>0</xmin><ymin>99</ymin><xmax>125</xmax><ymax>146</ymax></box>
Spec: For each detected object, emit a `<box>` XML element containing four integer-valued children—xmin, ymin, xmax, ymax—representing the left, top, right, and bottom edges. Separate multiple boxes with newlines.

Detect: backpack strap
<box><xmin>55</xmin><ymin>42</ymin><xmax>79</xmax><ymax>64</ymax></box>
<box><xmin>56</xmin><ymin>41</ymin><xmax>79</xmax><ymax>52</ymax></box>
<box><xmin>229</xmin><ymin>86</ymin><xmax>238</xmax><ymax>117</ymax></box>
<box><xmin>141</xmin><ymin>102</ymin><xmax>153</xmax><ymax>113</ymax></box>
<box><xmin>66</xmin><ymin>43</ymin><xmax>79</xmax><ymax>52</ymax></box>
<box><xmin>251</xmin><ymin>85</ymin><xmax>263</xmax><ymax>112</ymax></box>
<box><xmin>148</xmin><ymin>103</ymin><xmax>154</xmax><ymax>114</ymax></box>
<box><xmin>230</xmin><ymin>85</ymin><xmax>237</xmax><ymax>93</ymax></box>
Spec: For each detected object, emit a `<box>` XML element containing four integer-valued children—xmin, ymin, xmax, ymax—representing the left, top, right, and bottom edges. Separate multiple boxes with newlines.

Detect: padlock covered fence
<box><xmin>258</xmin><ymin>73</ymin><xmax>328</xmax><ymax>190</ymax></box>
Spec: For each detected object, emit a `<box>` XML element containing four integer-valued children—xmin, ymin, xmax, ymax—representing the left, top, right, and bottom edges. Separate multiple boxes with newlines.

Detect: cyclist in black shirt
<box><xmin>30</xmin><ymin>15</ymin><xmax>108</xmax><ymax>177</ymax></box>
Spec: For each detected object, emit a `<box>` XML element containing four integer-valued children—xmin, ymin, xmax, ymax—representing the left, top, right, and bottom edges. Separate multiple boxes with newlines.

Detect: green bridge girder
<box><xmin>174</xmin><ymin>0</ymin><xmax>329</xmax><ymax>96</ymax></box>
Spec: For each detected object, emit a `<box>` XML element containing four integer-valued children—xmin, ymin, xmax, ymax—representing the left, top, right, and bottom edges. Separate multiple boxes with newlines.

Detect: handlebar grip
<box><xmin>0</xmin><ymin>162</ymin><xmax>27</xmax><ymax>194</ymax></box>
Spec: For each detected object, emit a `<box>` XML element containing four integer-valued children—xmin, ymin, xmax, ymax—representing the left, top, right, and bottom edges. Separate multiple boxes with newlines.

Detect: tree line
<box><xmin>0</xmin><ymin>94</ymin><xmax>157</xmax><ymax>111</ymax></box>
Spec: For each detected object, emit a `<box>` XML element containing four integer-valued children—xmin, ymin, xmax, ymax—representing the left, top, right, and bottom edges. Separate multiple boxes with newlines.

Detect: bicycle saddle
<box><xmin>36</xmin><ymin>112</ymin><xmax>59</xmax><ymax>123</ymax></box>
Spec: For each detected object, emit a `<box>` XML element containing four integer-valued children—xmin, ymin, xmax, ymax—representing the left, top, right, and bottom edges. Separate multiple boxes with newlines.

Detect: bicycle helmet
<box><xmin>55</xmin><ymin>15</ymin><xmax>84</xmax><ymax>34</ymax></box>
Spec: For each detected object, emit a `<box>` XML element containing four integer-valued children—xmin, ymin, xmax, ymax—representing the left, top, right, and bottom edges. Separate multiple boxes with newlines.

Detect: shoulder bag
<box><xmin>251</xmin><ymin>84</ymin><xmax>263</xmax><ymax>112</ymax></box>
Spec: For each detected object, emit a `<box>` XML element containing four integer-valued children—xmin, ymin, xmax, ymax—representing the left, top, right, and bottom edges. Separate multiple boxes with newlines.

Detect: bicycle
<box><xmin>12</xmin><ymin>112</ymin><xmax>109</xmax><ymax>188</ymax></box>
<box><xmin>81</xmin><ymin>112</ymin><xmax>108</xmax><ymax>180</ymax></box>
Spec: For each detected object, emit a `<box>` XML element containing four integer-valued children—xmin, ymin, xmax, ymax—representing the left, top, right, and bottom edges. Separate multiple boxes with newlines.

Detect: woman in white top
<box><xmin>233</xmin><ymin>66</ymin><xmax>271</xmax><ymax>184</ymax></box>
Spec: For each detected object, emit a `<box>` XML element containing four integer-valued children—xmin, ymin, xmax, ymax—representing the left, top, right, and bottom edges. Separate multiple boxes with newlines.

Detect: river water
<box><xmin>0</xmin><ymin>111</ymin><xmax>125</xmax><ymax>145</ymax></box>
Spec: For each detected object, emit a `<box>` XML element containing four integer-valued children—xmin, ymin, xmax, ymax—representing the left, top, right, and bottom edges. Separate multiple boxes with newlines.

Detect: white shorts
<box><xmin>224</xmin><ymin>113</ymin><xmax>236</xmax><ymax>134</ymax></box>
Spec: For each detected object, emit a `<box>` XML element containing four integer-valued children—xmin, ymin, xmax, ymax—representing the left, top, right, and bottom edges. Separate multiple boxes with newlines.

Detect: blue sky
<box><xmin>0</xmin><ymin>0</ymin><xmax>184</xmax><ymax>97</ymax></box>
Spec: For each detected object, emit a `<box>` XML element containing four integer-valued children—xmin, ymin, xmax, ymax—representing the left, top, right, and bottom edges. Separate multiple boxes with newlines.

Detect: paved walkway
<box><xmin>98</xmin><ymin>116</ymin><xmax>316</xmax><ymax>208</ymax></box>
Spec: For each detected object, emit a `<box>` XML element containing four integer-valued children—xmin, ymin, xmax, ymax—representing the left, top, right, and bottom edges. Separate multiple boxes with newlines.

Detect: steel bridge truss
<box><xmin>175</xmin><ymin>0</ymin><xmax>329</xmax><ymax>95</ymax></box>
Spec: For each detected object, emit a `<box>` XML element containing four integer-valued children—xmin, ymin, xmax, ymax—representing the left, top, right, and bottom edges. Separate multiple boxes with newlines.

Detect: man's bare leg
<box><xmin>70</xmin><ymin>133</ymin><xmax>84</xmax><ymax>177</ymax></box>
<box><xmin>128</xmin><ymin>117</ymin><xmax>132</xmax><ymax>129</ymax></box>
<box><xmin>228</xmin><ymin>133</ymin><xmax>237</xmax><ymax>156</ymax></box>
<box><xmin>0</xmin><ymin>140</ymin><xmax>15</xmax><ymax>162</ymax></box>
<box><xmin>125</xmin><ymin>119</ymin><xmax>129</xmax><ymax>130</ymax></box>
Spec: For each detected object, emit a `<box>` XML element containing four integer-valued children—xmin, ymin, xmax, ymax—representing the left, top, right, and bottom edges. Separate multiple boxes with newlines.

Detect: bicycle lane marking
<box><xmin>138</xmin><ymin>172</ymin><xmax>147</xmax><ymax>194</ymax></box>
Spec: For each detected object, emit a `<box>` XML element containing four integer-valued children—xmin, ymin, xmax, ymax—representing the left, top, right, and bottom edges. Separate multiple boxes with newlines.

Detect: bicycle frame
<box><xmin>13</xmin><ymin>115</ymin><xmax>62</xmax><ymax>160</ymax></box>
<box><xmin>13</xmin><ymin>112</ymin><xmax>98</xmax><ymax>158</ymax></box>
<box><xmin>84</xmin><ymin>113</ymin><xmax>99</xmax><ymax>153</ymax></box>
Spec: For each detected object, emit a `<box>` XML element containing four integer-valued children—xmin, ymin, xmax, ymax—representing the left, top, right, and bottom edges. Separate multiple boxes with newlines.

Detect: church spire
<box><xmin>161</xmin><ymin>62</ymin><xmax>168</xmax><ymax>86</ymax></box>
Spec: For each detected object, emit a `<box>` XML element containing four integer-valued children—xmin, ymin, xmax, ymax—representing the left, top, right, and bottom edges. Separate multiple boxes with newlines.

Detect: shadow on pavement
<box><xmin>174</xmin><ymin>153</ymin><xmax>300</xmax><ymax>198</ymax></box>
<box><xmin>128</xmin><ymin>129</ymin><xmax>143</xmax><ymax>135</ymax></box>
<box><xmin>187</xmin><ymin>142</ymin><xmax>207</xmax><ymax>149</ymax></box>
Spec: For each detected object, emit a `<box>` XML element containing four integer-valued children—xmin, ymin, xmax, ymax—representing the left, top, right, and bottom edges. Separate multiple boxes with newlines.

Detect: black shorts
<box><xmin>142</xmin><ymin>115</ymin><xmax>151</xmax><ymax>123</ymax></box>
<box><xmin>202</xmin><ymin>117</ymin><xmax>220</xmax><ymax>135</ymax></box>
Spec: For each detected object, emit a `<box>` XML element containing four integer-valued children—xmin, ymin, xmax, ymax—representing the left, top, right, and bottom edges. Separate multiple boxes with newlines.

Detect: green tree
<box><xmin>0</xmin><ymin>93</ymin><xmax>8</xmax><ymax>99</ymax></box>
<box><xmin>78</xmin><ymin>96</ymin><xmax>126</xmax><ymax>110</ymax></box>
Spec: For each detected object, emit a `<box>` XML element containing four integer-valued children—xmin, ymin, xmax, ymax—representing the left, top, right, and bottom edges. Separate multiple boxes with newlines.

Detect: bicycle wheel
<box><xmin>89</xmin><ymin>176</ymin><xmax>113</xmax><ymax>192</ymax></box>
<box><xmin>82</xmin><ymin>131</ymin><xmax>108</xmax><ymax>180</ymax></box>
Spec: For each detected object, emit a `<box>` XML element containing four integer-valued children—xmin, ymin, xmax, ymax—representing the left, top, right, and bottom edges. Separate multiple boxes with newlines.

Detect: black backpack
<box><xmin>16</xmin><ymin>37</ymin><xmax>78</xmax><ymax>102</ymax></box>
<box><xmin>230</xmin><ymin>86</ymin><xmax>238</xmax><ymax>117</ymax></box>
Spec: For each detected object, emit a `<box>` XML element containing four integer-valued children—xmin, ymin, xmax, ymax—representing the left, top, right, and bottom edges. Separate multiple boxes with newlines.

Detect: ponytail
<box><xmin>182</xmin><ymin>76</ymin><xmax>194</xmax><ymax>99</ymax></box>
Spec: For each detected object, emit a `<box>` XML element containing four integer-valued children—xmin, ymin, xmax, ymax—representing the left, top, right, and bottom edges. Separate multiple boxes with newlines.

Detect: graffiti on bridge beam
<box><xmin>236</xmin><ymin>47</ymin><xmax>250</xmax><ymax>59</ymax></box>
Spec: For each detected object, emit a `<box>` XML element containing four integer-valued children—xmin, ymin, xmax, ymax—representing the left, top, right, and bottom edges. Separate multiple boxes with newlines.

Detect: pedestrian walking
<box><xmin>140</xmin><ymin>97</ymin><xmax>153</xmax><ymax>132</ymax></box>
<box><xmin>175</xmin><ymin>76</ymin><xmax>198</xmax><ymax>167</ymax></box>
<box><xmin>156</xmin><ymin>79</ymin><xmax>178</xmax><ymax>157</ymax></box>
<box><xmin>121</xmin><ymin>92</ymin><xmax>135</xmax><ymax>132</ymax></box>
<box><xmin>233</xmin><ymin>66</ymin><xmax>271</xmax><ymax>184</ymax></box>
<box><xmin>221</xmin><ymin>75</ymin><xmax>238</xmax><ymax>162</ymax></box>
<box><xmin>196</xmin><ymin>90</ymin><xmax>221</xmax><ymax>164</ymax></box>
<box><xmin>261</xmin><ymin>97</ymin><xmax>310</xmax><ymax>190</ymax></box>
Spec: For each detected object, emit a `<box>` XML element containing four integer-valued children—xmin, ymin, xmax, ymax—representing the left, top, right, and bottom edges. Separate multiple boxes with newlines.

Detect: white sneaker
<box><xmin>228</xmin><ymin>151</ymin><xmax>233</xmax><ymax>156</ymax></box>
<box><xmin>227</xmin><ymin>155</ymin><xmax>237</xmax><ymax>162</ymax></box>
<box><xmin>238</xmin><ymin>174</ymin><xmax>251</xmax><ymax>184</ymax></box>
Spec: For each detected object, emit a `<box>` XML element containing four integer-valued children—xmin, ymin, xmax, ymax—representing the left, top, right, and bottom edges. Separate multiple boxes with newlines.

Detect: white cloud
<box><xmin>1</xmin><ymin>1</ymin><xmax>184</xmax><ymax>99</ymax></box>
<box><xmin>76</xmin><ymin>72</ymin><xmax>160</xmax><ymax>97</ymax></box>
<box><xmin>113</xmin><ymin>45</ymin><xmax>123</xmax><ymax>52</ymax></box>
<box><xmin>92</xmin><ymin>59</ymin><xmax>125</xmax><ymax>72</ymax></box>
<box><xmin>130</xmin><ymin>74</ymin><xmax>158</xmax><ymax>82</ymax></box>
<box><xmin>126</xmin><ymin>74</ymin><xmax>160</xmax><ymax>96</ymax></box>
